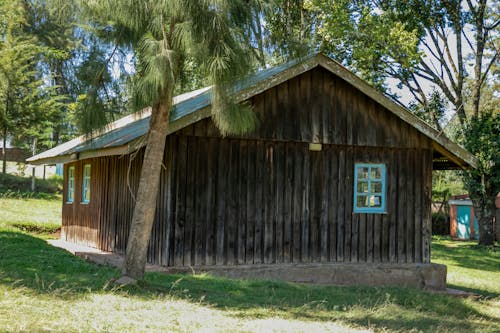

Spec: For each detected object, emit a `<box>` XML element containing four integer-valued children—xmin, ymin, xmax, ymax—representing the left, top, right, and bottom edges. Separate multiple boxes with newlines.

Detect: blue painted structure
<box><xmin>449</xmin><ymin>197</ymin><xmax>479</xmax><ymax>240</ymax></box>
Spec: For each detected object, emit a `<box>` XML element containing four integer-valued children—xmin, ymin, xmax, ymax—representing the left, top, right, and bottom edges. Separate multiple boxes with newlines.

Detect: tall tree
<box><xmin>306</xmin><ymin>0</ymin><xmax>499</xmax><ymax>245</ymax></box>
<box><xmin>0</xmin><ymin>0</ymin><xmax>60</xmax><ymax>175</ymax></box>
<box><xmin>84</xmin><ymin>0</ymin><xmax>259</xmax><ymax>282</ymax></box>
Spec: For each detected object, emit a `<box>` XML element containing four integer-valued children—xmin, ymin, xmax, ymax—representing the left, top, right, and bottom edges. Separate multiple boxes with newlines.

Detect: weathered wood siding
<box><xmin>62</xmin><ymin>66</ymin><xmax>434</xmax><ymax>265</ymax></box>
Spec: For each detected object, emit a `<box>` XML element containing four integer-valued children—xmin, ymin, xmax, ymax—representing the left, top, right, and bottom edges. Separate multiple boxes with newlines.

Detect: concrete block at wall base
<box><xmin>168</xmin><ymin>262</ymin><xmax>447</xmax><ymax>290</ymax></box>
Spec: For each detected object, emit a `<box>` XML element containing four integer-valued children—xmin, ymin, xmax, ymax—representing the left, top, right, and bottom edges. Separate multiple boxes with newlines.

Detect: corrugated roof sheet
<box><xmin>28</xmin><ymin>53</ymin><xmax>477</xmax><ymax>169</ymax></box>
<box><xmin>28</xmin><ymin>56</ymin><xmax>312</xmax><ymax>163</ymax></box>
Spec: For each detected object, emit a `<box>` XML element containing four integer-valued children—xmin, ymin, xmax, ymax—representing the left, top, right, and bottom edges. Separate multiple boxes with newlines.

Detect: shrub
<box><xmin>0</xmin><ymin>173</ymin><xmax>62</xmax><ymax>194</ymax></box>
<box><xmin>432</xmin><ymin>212</ymin><xmax>449</xmax><ymax>235</ymax></box>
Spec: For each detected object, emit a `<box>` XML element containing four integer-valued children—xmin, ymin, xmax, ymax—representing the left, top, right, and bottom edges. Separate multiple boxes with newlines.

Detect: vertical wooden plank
<box><xmin>264</xmin><ymin>142</ymin><xmax>275</xmax><ymax>264</ymax></box>
<box><xmin>320</xmin><ymin>151</ymin><xmax>329</xmax><ymax>262</ymax></box>
<box><xmin>334</xmin><ymin>78</ymin><xmax>346</xmax><ymax>145</ymax></box>
<box><xmin>238</xmin><ymin>141</ymin><xmax>248</xmax><ymax>265</ymax></box>
<box><xmin>174</xmin><ymin>136</ymin><xmax>187</xmax><ymax>266</ymax></box>
<box><xmin>406</xmin><ymin>150</ymin><xmax>415</xmax><ymax>263</ymax></box>
<box><xmin>184</xmin><ymin>136</ymin><xmax>196</xmax><ymax>266</ymax></box>
<box><xmin>388</xmin><ymin>149</ymin><xmax>398</xmax><ymax>262</ymax></box>
<box><xmin>336</xmin><ymin>149</ymin><xmax>345</xmax><ymax>261</ymax></box>
<box><xmin>299</xmin><ymin>72</ymin><xmax>312</xmax><ymax>142</ymax></box>
<box><xmin>225</xmin><ymin>140</ymin><xmax>239</xmax><ymax>266</ymax></box>
<box><xmin>311</xmin><ymin>68</ymin><xmax>322</xmax><ymax>143</ymax></box>
<box><xmin>216</xmin><ymin>139</ymin><xmax>228</xmax><ymax>265</ymax></box>
<box><xmin>245</xmin><ymin>141</ymin><xmax>256</xmax><ymax>264</ymax></box>
<box><xmin>275</xmin><ymin>142</ymin><xmax>284</xmax><ymax>263</ymax></box>
<box><xmin>366</xmin><ymin>213</ymin><xmax>374</xmax><ymax>263</ymax></box>
<box><xmin>344</xmin><ymin>148</ymin><xmax>353</xmax><ymax>262</ymax></box>
<box><xmin>328</xmin><ymin>147</ymin><xmax>338</xmax><ymax>261</ymax></box>
<box><xmin>292</xmin><ymin>144</ymin><xmax>303</xmax><ymax>263</ymax></box>
<box><xmin>397</xmin><ymin>150</ymin><xmax>407</xmax><ymax>263</ymax></box>
<box><xmin>352</xmin><ymin>150</ymin><xmax>361</xmax><ymax>263</ymax></box>
<box><xmin>352</xmin><ymin>213</ymin><xmax>361</xmax><ymax>263</ymax></box>
<box><xmin>205</xmin><ymin>137</ymin><xmax>217</xmax><ymax>265</ymax></box>
<box><xmin>309</xmin><ymin>151</ymin><xmax>319</xmax><ymax>262</ymax></box>
<box><xmin>280</xmin><ymin>81</ymin><xmax>293</xmax><ymax>140</ymax></box>
<box><xmin>275</xmin><ymin>83</ymin><xmax>285</xmax><ymax>140</ymax></box>
<box><xmin>283</xmin><ymin>143</ymin><xmax>293</xmax><ymax>263</ymax></box>
<box><xmin>321</xmin><ymin>69</ymin><xmax>331</xmax><ymax>143</ymax></box>
<box><xmin>422</xmin><ymin>149</ymin><xmax>432</xmax><ymax>263</ymax></box>
<box><xmin>414</xmin><ymin>148</ymin><xmax>423</xmax><ymax>263</ymax></box>
<box><xmin>345</xmin><ymin>84</ymin><xmax>354</xmax><ymax>146</ymax></box>
<box><xmin>254</xmin><ymin>141</ymin><xmax>265</xmax><ymax>264</ymax></box>
<box><xmin>301</xmin><ymin>146</ymin><xmax>311</xmax><ymax>262</ymax></box>
<box><xmin>267</xmin><ymin>83</ymin><xmax>278</xmax><ymax>139</ymax></box>
<box><xmin>380</xmin><ymin>149</ymin><xmax>390</xmax><ymax>263</ymax></box>
<box><xmin>194</xmin><ymin>137</ymin><xmax>206</xmax><ymax>266</ymax></box>
<box><xmin>373</xmin><ymin>213</ymin><xmax>382</xmax><ymax>263</ymax></box>
<box><xmin>162</xmin><ymin>138</ymin><xmax>174</xmax><ymax>266</ymax></box>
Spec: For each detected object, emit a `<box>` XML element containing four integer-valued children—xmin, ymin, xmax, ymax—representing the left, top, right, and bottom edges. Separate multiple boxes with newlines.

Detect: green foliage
<box><xmin>432</xmin><ymin>170</ymin><xmax>465</xmax><ymax>202</ymax></box>
<box><xmin>0</xmin><ymin>172</ymin><xmax>62</xmax><ymax>194</ymax></box>
<box><xmin>0</xmin><ymin>1</ymin><xmax>62</xmax><ymax>152</ymax></box>
<box><xmin>83</xmin><ymin>0</ymin><xmax>260</xmax><ymax>136</ymax></box>
<box><xmin>460</xmin><ymin>112</ymin><xmax>500</xmax><ymax>244</ymax></box>
<box><xmin>461</xmin><ymin>112</ymin><xmax>500</xmax><ymax>203</ymax></box>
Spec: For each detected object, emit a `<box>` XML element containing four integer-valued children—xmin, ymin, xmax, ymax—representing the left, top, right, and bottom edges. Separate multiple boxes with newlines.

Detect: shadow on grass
<box><xmin>0</xmin><ymin>230</ymin><xmax>118</xmax><ymax>294</ymax></box>
<box><xmin>432</xmin><ymin>241</ymin><xmax>500</xmax><ymax>273</ymax></box>
<box><xmin>1</xmin><ymin>230</ymin><xmax>498</xmax><ymax>332</ymax></box>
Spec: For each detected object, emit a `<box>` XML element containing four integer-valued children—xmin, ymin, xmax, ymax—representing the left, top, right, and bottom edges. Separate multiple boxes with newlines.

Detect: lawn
<box><xmin>0</xmin><ymin>198</ymin><xmax>499</xmax><ymax>332</ymax></box>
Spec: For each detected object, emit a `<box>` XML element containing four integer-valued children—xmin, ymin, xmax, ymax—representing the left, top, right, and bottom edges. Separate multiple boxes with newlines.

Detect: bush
<box><xmin>0</xmin><ymin>173</ymin><xmax>62</xmax><ymax>194</ymax></box>
<box><xmin>432</xmin><ymin>212</ymin><xmax>449</xmax><ymax>235</ymax></box>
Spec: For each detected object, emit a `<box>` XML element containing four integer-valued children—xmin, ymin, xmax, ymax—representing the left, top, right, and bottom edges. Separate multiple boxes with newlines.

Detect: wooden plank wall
<box><xmin>62</xmin><ymin>65</ymin><xmax>434</xmax><ymax>266</ymax></box>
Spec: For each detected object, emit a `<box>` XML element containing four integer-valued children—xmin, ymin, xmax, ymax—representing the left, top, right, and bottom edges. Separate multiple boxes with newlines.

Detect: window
<box><xmin>82</xmin><ymin>164</ymin><xmax>91</xmax><ymax>203</ymax></box>
<box><xmin>353</xmin><ymin>163</ymin><xmax>386</xmax><ymax>213</ymax></box>
<box><xmin>67</xmin><ymin>166</ymin><xmax>75</xmax><ymax>203</ymax></box>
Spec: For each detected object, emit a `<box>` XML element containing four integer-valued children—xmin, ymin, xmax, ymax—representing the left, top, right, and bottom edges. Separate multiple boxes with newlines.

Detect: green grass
<box><xmin>0</xmin><ymin>197</ymin><xmax>61</xmax><ymax>234</ymax></box>
<box><xmin>0</xmin><ymin>198</ymin><xmax>499</xmax><ymax>332</ymax></box>
<box><xmin>432</xmin><ymin>237</ymin><xmax>500</xmax><ymax>297</ymax></box>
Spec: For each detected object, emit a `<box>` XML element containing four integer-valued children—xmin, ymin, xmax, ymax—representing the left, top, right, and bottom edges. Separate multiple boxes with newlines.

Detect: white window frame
<box><xmin>67</xmin><ymin>166</ymin><xmax>75</xmax><ymax>203</ymax></box>
<box><xmin>82</xmin><ymin>164</ymin><xmax>91</xmax><ymax>204</ymax></box>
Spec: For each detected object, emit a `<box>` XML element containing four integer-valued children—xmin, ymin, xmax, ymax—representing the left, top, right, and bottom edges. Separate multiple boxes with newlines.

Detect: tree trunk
<box><xmin>2</xmin><ymin>127</ymin><xmax>7</xmax><ymax>175</ymax></box>
<box><xmin>472</xmin><ymin>195</ymin><xmax>496</xmax><ymax>246</ymax></box>
<box><xmin>121</xmin><ymin>87</ymin><xmax>173</xmax><ymax>281</ymax></box>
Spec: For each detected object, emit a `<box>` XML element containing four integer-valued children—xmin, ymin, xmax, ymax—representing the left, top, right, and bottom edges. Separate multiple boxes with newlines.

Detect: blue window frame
<box><xmin>353</xmin><ymin>163</ymin><xmax>386</xmax><ymax>213</ymax></box>
<box><xmin>82</xmin><ymin>164</ymin><xmax>91</xmax><ymax>204</ymax></box>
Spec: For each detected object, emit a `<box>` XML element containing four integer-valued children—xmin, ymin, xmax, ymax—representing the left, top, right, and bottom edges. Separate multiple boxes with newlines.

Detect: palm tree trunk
<box><xmin>121</xmin><ymin>87</ymin><xmax>173</xmax><ymax>281</ymax></box>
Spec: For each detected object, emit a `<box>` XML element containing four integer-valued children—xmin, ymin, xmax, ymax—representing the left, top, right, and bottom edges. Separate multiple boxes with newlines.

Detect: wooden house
<box><xmin>28</xmin><ymin>54</ymin><xmax>477</xmax><ymax>289</ymax></box>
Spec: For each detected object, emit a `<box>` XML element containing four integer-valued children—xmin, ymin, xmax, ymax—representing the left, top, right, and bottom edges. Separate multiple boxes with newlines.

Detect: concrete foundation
<box><xmin>49</xmin><ymin>240</ymin><xmax>447</xmax><ymax>290</ymax></box>
<box><xmin>169</xmin><ymin>262</ymin><xmax>447</xmax><ymax>290</ymax></box>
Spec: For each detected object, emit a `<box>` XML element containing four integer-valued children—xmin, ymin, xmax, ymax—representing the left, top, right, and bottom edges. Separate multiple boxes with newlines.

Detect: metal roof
<box><xmin>28</xmin><ymin>53</ymin><xmax>477</xmax><ymax>169</ymax></box>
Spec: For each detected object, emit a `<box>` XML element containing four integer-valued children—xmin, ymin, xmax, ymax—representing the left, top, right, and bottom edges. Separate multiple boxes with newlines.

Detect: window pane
<box><xmin>357</xmin><ymin>167</ymin><xmax>369</xmax><ymax>179</ymax></box>
<box><xmin>371</xmin><ymin>181</ymin><xmax>382</xmax><ymax>194</ymax></box>
<box><xmin>67</xmin><ymin>167</ymin><xmax>74</xmax><ymax>202</ymax></box>
<box><xmin>357</xmin><ymin>181</ymin><xmax>369</xmax><ymax>193</ymax></box>
<box><xmin>370</xmin><ymin>167</ymin><xmax>382</xmax><ymax>179</ymax></box>
<box><xmin>82</xmin><ymin>164</ymin><xmax>91</xmax><ymax>203</ymax></box>
<box><xmin>369</xmin><ymin>195</ymin><xmax>382</xmax><ymax>207</ymax></box>
<box><xmin>356</xmin><ymin>195</ymin><xmax>369</xmax><ymax>208</ymax></box>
